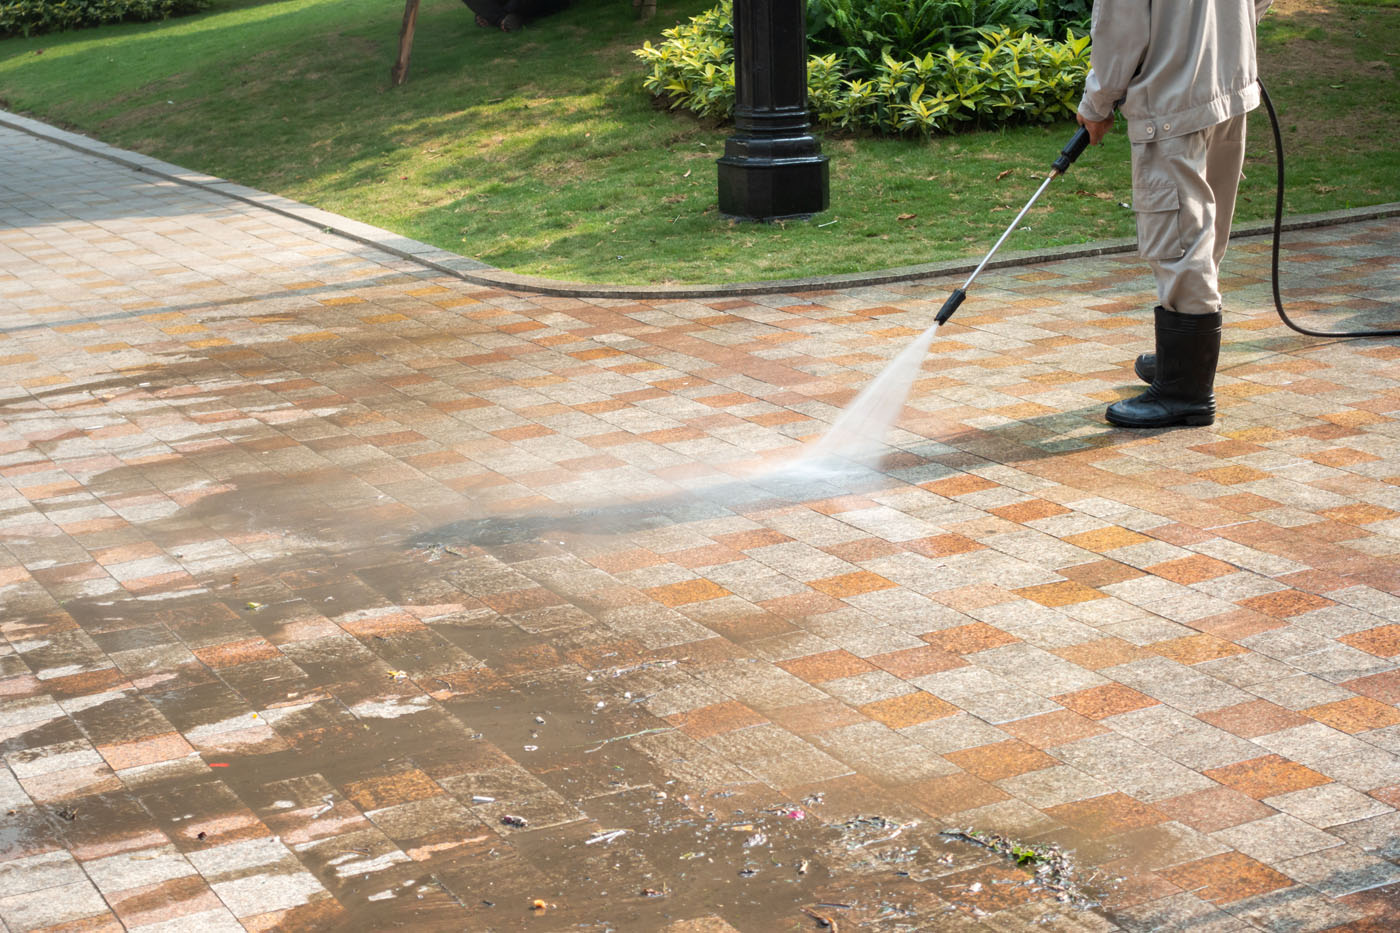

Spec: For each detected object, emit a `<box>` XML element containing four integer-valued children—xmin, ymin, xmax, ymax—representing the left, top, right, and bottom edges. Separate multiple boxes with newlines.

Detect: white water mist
<box><xmin>790</xmin><ymin>321</ymin><xmax>942</xmax><ymax>468</ymax></box>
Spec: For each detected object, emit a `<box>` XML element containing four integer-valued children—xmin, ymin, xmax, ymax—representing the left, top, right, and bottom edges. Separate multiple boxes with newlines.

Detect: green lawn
<box><xmin>1</xmin><ymin>0</ymin><xmax>1395</xmax><ymax>284</ymax></box>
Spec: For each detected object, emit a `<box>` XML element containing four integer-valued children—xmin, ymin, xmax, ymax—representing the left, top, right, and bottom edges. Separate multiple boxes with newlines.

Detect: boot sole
<box><xmin>1106</xmin><ymin>410</ymin><xmax>1215</xmax><ymax>428</ymax></box>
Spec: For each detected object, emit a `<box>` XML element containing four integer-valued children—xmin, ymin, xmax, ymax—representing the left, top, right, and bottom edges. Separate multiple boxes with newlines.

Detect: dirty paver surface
<box><xmin>1</xmin><ymin>124</ymin><xmax>1399</xmax><ymax>933</ymax></box>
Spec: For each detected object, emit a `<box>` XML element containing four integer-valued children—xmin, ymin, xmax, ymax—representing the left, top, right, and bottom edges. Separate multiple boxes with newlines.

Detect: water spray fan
<box><xmin>935</xmin><ymin>127</ymin><xmax>1091</xmax><ymax>326</ymax></box>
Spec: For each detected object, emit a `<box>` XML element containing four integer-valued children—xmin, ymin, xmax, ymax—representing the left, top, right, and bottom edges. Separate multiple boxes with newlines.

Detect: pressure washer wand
<box><xmin>935</xmin><ymin>127</ymin><xmax>1092</xmax><ymax>325</ymax></box>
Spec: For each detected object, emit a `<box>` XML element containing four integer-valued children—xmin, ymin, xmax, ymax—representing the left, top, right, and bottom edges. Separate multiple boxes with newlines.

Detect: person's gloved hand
<box><xmin>1076</xmin><ymin>112</ymin><xmax>1115</xmax><ymax>146</ymax></box>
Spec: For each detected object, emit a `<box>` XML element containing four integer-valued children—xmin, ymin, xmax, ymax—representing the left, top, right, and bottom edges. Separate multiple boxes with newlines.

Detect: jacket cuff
<box><xmin>1077</xmin><ymin>100</ymin><xmax>1113</xmax><ymax>123</ymax></box>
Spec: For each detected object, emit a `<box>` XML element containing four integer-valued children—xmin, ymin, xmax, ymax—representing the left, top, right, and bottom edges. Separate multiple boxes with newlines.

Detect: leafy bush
<box><xmin>807</xmin><ymin>0</ymin><xmax>1044</xmax><ymax>64</ymax></box>
<box><xmin>636</xmin><ymin>1</ymin><xmax>735</xmax><ymax>120</ymax></box>
<box><xmin>807</xmin><ymin>0</ymin><xmax>1093</xmax><ymax>65</ymax></box>
<box><xmin>0</xmin><ymin>0</ymin><xmax>211</xmax><ymax>38</ymax></box>
<box><xmin>635</xmin><ymin>1</ymin><xmax>1091</xmax><ymax>136</ymax></box>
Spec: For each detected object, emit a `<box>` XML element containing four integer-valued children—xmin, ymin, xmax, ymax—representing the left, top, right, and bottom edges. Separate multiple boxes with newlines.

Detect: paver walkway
<box><xmin>1</xmin><ymin>122</ymin><xmax>1398</xmax><ymax>933</ymax></box>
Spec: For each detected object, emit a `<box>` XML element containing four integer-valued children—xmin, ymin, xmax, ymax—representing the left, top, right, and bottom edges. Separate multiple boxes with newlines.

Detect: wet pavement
<box><xmin>1</xmin><ymin>119</ymin><xmax>1399</xmax><ymax>933</ymax></box>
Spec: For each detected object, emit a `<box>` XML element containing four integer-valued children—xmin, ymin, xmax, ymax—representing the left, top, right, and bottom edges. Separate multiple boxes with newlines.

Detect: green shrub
<box><xmin>0</xmin><ymin>0</ymin><xmax>211</xmax><ymax>38</ymax></box>
<box><xmin>636</xmin><ymin>1</ymin><xmax>735</xmax><ymax>120</ymax></box>
<box><xmin>807</xmin><ymin>0</ymin><xmax>1044</xmax><ymax>64</ymax></box>
<box><xmin>635</xmin><ymin>2</ymin><xmax>1091</xmax><ymax>137</ymax></box>
<box><xmin>806</xmin><ymin>0</ymin><xmax>1093</xmax><ymax>65</ymax></box>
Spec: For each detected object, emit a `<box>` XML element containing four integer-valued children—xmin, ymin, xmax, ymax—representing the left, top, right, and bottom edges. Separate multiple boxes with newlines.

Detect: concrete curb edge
<box><xmin>8</xmin><ymin>109</ymin><xmax>1398</xmax><ymax>301</ymax></box>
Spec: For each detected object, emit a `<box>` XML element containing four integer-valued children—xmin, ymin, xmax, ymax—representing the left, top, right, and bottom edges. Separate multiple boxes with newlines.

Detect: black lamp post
<box><xmin>716</xmin><ymin>0</ymin><xmax>829</xmax><ymax>221</ymax></box>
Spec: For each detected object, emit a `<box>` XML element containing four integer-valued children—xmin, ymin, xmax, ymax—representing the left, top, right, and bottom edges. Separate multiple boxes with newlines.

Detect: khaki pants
<box><xmin>1130</xmin><ymin>114</ymin><xmax>1247</xmax><ymax>316</ymax></box>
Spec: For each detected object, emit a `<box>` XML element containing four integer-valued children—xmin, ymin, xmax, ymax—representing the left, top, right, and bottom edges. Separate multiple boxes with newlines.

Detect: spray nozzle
<box><xmin>934</xmin><ymin>288</ymin><xmax>966</xmax><ymax>326</ymax></box>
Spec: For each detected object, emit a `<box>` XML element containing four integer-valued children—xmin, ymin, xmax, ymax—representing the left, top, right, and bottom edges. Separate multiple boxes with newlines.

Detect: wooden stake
<box><xmin>390</xmin><ymin>0</ymin><xmax>422</xmax><ymax>87</ymax></box>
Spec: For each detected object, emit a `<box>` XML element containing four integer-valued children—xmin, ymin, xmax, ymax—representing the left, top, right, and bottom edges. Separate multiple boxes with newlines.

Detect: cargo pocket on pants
<box><xmin>1132</xmin><ymin>184</ymin><xmax>1185</xmax><ymax>261</ymax></box>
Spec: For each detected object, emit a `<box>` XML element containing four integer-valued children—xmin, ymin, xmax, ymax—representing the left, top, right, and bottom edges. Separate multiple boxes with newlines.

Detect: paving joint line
<box><xmin>5</xmin><ymin>108</ymin><xmax>1399</xmax><ymax>302</ymax></box>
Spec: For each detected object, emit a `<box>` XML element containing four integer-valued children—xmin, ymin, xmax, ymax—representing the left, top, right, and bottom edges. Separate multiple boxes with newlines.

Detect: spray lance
<box><xmin>934</xmin><ymin>92</ymin><xmax>1399</xmax><ymax>338</ymax></box>
<box><xmin>934</xmin><ymin>127</ymin><xmax>1092</xmax><ymax>327</ymax></box>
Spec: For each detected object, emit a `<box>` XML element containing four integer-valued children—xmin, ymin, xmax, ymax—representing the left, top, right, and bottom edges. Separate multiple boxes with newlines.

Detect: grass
<box><xmin>1</xmin><ymin>0</ymin><xmax>1396</xmax><ymax>285</ymax></box>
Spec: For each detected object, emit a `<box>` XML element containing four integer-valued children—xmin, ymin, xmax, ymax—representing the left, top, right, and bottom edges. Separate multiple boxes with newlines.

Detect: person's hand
<box><xmin>1077</xmin><ymin>112</ymin><xmax>1115</xmax><ymax>145</ymax></box>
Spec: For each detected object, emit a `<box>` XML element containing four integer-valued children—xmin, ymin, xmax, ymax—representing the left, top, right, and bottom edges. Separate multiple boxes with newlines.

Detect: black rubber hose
<box><xmin>1258</xmin><ymin>81</ymin><xmax>1400</xmax><ymax>338</ymax></box>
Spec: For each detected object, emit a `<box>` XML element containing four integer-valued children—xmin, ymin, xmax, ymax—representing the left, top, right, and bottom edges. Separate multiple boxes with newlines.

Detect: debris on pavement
<box><xmin>838</xmin><ymin>815</ymin><xmax>915</xmax><ymax>850</ymax></box>
<box><xmin>940</xmin><ymin>827</ymin><xmax>1094</xmax><ymax>907</ymax></box>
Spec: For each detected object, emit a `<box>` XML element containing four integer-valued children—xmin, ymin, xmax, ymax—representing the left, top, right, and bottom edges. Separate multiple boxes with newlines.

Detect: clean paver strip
<box><xmin>0</xmin><ymin>120</ymin><xmax>1397</xmax><ymax>931</ymax></box>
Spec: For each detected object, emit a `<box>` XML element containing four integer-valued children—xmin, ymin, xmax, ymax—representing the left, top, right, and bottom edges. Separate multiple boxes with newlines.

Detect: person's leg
<box><xmin>1108</xmin><ymin>125</ymin><xmax>1225</xmax><ymax>427</ymax></box>
<box><xmin>1142</xmin><ymin>127</ymin><xmax>1223</xmax><ymax>318</ymax></box>
<box><xmin>1205</xmin><ymin>114</ymin><xmax>1247</xmax><ymax>269</ymax></box>
<box><xmin>1132</xmin><ymin>114</ymin><xmax>1249</xmax><ymax>383</ymax></box>
<box><xmin>1135</xmin><ymin>114</ymin><xmax>1246</xmax><ymax>383</ymax></box>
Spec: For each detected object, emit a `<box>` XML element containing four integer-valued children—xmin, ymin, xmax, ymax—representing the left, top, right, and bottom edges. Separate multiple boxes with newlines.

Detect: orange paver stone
<box><xmin>777</xmin><ymin>649</ymin><xmax>876</xmax><ymax>684</ymax></box>
<box><xmin>990</xmin><ymin>499</ymin><xmax>1071</xmax><ymax>523</ymax></box>
<box><xmin>1204</xmin><ymin>755</ymin><xmax>1332</xmax><ymax>799</ymax></box>
<box><xmin>808</xmin><ymin>570</ymin><xmax>898</xmax><ymax>598</ymax></box>
<box><xmin>1150</xmin><ymin>634</ymin><xmax>1247</xmax><ymax>665</ymax></box>
<box><xmin>1320</xmin><ymin>504</ymin><xmax>1399</xmax><ymax>525</ymax></box>
<box><xmin>1015</xmin><ymin>580</ymin><xmax>1106</xmax><ymax>607</ymax></box>
<box><xmin>904</xmin><ymin>534</ymin><xmax>985</xmax><ymax>557</ymax></box>
<box><xmin>646</xmin><ymin>579</ymin><xmax>731</xmax><ymax>607</ymax></box>
<box><xmin>1160</xmin><ymin>852</ymin><xmax>1293</xmax><ymax>904</ymax></box>
<box><xmin>1063</xmin><ymin>527</ymin><xmax>1152</xmax><ymax>552</ymax></box>
<box><xmin>668</xmin><ymin>701</ymin><xmax>769</xmax><ymax>739</ymax></box>
<box><xmin>921</xmin><ymin>474</ymin><xmax>999</xmax><ymax>497</ymax></box>
<box><xmin>1045</xmin><ymin>792</ymin><xmax>1166</xmax><ymax>835</ymax></box>
<box><xmin>868</xmin><ymin>646</ymin><xmax>966</xmax><ymax>679</ymax></box>
<box><xmin>1341</xmin><ymin>625</ymin><xmax>1400</xmax><ymax>658</ymax></box>
<box><xmin>921</xmin><ymin>622</ymin><xmax>1019</xmax><ymax>655</ymax></box>
<box><xmin>1055</xmin><ymin>684</ymin><xmax>1159</xmax><ymax>720</ymax></box>
<box><xmin>861</xmin><ymin>691</ymin><xmax>958</xmax><ymax>729</ymax></box>
<box><xmin>1303</xmin><ymin>697</ymin><xmax>1400</xmax><ymax>734</ymax></box>
<box><xmin>1052</xmin><ymin>638</ymin><xmax>1151</xmax><ymax>670</ymax></box>
<box><xmin>1237</xmin><ymin>589</ymin><xmax>1335</xmax><ymax>618</ymax></box>
<box><xmin>945</xmin><ymin>740</ymin><xmax>1058</xmax><ymax>781</ymax></box>
<box><xmin>1147</xmin><ymin>554</ymin><xmax>1238</xmax><ymax>584</ymax></box>
<box><xmin>1199</xmin><ymin>700</ymin><xmax>1313</xmax><ymax>739</ymax></box>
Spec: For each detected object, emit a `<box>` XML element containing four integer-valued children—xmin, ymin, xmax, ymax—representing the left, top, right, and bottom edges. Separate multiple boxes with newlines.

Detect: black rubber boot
<box><xmin>1107</xmin><ymin>306</ymin><xmax>1221</xmax><ymax>428</ymax></box>
<box><xmin>1133</xmin><ymin>353</ymin><xmax>1155</xmax><ymax>384</ymax></box>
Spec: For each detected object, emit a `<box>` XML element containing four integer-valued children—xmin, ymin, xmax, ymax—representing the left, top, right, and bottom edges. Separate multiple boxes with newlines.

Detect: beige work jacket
<box><xmin>1077</xmin><ymin>0</ymin><xmax>1273</xmax><ymax>143</ymax></box>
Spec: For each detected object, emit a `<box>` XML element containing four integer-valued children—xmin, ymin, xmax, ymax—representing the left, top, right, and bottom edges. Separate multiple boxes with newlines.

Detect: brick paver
<box><xmin>1</xmin><ymin>122</ymin><xmax>1398</xmax><ymax>932</ymax></box>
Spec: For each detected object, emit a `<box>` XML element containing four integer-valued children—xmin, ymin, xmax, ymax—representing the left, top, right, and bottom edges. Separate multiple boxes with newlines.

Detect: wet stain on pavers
<box><xmin>4</xmin><ymin>123</ymin><xmax>1399</xmax><ymax>932</ymax></box>
<box><xmin>5</xmin><ymin>520</ymin><xmax>1114</xmax><ymax>931</ymax></box>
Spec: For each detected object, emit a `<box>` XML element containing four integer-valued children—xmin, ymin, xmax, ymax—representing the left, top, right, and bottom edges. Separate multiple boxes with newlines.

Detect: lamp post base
<box><xmin>717</xmin><ymin>135</ymin><xmax>829</xmax><ymax>221</ymax></box>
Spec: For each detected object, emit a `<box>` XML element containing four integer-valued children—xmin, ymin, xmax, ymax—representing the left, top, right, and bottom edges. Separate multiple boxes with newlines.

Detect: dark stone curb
<box><xmin>8</xmin><ymin>110</ymin><xmax>1398</xmax><ymax>300</ymax></box>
